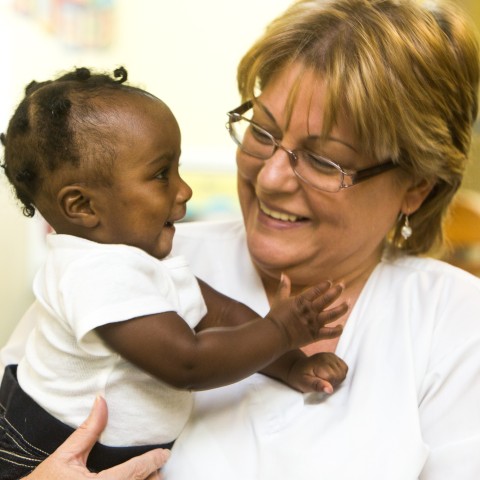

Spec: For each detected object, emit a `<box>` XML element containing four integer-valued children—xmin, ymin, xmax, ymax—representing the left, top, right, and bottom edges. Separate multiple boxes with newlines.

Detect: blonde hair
<box><xmin>237</xmin><ymin>0</ymin><xmax>480</xmax><ymax>255</ymax></box>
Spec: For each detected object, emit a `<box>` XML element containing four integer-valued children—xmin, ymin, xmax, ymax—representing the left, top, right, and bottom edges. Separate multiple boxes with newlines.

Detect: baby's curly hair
<box><xmin>1</xmin><ymin>66</ymin><xmax>144</xmax><ymax>217</ymax></box>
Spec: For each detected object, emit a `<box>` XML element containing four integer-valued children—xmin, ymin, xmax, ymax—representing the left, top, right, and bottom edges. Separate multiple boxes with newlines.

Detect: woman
<box><xmin>2</xmin><ymin>0</ymin><xmax>480</xmax><ymax>478</ymax></box>
<box><xmin>162</xmin><ymin>0</ymin><xmax>480</xmax><ymax>478</ymax></box>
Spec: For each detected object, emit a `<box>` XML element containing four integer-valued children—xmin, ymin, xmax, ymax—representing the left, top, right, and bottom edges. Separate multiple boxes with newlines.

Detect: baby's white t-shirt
<box><xmin>17</xmin><ymin>234</ymin><xmax>207</xmax><ymax>446</ymax></box>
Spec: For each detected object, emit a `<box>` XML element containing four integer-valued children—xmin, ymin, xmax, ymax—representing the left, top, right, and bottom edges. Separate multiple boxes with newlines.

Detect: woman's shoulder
<box><xmin>175</xmin><ymin>217</ymin><xmax>245</xmax><ymax>241</ymax></box>
<box><xmin>381</xmin><ymin>255</ymin><xmax>480</xmax><ymax>291</ymax></box>
<box><xmin>173</xmin><ymin>218</ymin><xmax>247</xmax><ymax>259</ymax></box>
<box><xmin>172</xmin><ymin>218</ymin><xmax>267</xmax><ymax>310</ymax></box>
<box><xmin>376</xmin><ymin>256</ymin><xmax>480</xmax><ymax>322</ymax></box>
<box><xmin>372</xmin><ymin>256</ymin><xmax>480</xmax><ymax>366</ymax></box>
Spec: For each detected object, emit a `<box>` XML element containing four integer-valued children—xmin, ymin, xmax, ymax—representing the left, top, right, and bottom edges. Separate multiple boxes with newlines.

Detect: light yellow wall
<box><xmin>0</xmin><ymin>0</ymin><xmax>292</xmax><ymax>346</ymax></box>
<box><xmin>0</xmin><ymin>178</ymin><xmax>33</xmax><ymax>339</ymax></box>
<box><xmin>2</xmin><ymin>0</ymin><xmax>480</xmax><ymax>347</ymax></box>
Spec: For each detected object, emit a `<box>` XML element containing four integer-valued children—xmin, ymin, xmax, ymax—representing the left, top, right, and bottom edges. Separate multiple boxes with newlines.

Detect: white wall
<box><xmin>0</xmin><ymin>0</ymin><xmax>292</xmax><ymax>346</ymax></box>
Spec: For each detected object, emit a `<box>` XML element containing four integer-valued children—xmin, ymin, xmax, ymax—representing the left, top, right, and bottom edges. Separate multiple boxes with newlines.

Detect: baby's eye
<box><xmin>155</xmin><ymin>168</ymin><xmax>170</xmax><ymax>181</ymax></box>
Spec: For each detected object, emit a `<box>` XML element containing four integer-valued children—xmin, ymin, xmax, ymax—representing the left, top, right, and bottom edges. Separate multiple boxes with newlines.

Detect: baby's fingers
<box><xmin>308</xmin><ymin>284</ymin><xmax>345</xmax><ymax>312</ymax></box>
<box><xmin>316</xmin><ymin>301</ymin><xmax>349</xmax><ymax>326</ymax></box>
<box><xmin>300</xmin><ymin>281</ymin><xmax>335</xmax><ymax>302</ymax></box>
<box><xmin>316</xmin><ymin>324</ymin><xmax>344</xmax><ymax>340</ymax></box>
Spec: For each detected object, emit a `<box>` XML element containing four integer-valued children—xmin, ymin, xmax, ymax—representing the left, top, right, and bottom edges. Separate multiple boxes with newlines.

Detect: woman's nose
<box><xmin>255</xmin><ymin>148</ymin><xmax>300</xmax><ymax>193</ymax></box>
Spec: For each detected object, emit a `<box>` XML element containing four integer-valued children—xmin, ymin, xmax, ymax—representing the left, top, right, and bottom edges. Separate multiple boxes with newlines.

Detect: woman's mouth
<box><xmin>259</xmin><ymin>201</ymin><xmax>305</xmax><ymax>222</ymax></box>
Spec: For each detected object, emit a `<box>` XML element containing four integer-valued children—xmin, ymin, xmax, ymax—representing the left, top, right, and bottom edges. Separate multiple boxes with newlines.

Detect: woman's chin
<box><xmin>247</xmin><ymin>236</ymin><xmax>294</xmax><ymax>271</ymax></box>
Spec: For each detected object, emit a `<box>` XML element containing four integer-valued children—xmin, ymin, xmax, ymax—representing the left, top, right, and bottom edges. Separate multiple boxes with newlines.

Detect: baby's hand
<box><xmin>266</xmin><ymin>274</ymin><xmax>348</xmax><ymax>350</ymax></box>
<box><xmin>287</xmin><ymin>352</ymin><xmax>348</xmax><ymax>394</ymax></box>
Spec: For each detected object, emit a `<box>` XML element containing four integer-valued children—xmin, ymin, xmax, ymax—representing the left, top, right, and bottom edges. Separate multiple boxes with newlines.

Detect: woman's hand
<box><xmin>24</xmin><ymin>396</ymin><xmax>170</xmax><ymax>480</ymax></box>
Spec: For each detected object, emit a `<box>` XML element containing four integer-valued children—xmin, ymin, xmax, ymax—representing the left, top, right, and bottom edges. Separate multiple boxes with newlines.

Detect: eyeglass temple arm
<box><xmin>228</xmin><ymin>100</ymin><xmax>254</xmax><ymax>118</ymax></box>
<box><xmin>348</xmin><ymin>160</ymin><xmax>398</xmax><ymax>185</ymax></box>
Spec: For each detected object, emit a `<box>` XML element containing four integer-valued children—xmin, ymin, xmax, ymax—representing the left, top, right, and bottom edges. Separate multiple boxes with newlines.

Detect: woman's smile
<box><xmin>258</xmin><ymin>201</ymin><xmax>307</xmax><ymax>223</ymax></box>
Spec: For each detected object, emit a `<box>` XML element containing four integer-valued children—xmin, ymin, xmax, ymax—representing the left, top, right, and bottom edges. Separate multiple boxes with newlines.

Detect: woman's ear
<box><xmin>401</xmin><ymin>178</ymin><xmax>435</xmax><ymax>214</ymax></box>
<box><xmin>57</xmin><ymin>185</ymin><xmax>99</xmax><ymax>228</ymax></box>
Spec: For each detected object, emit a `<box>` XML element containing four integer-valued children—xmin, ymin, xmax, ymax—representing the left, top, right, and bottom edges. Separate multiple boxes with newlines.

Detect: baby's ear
<box><xmin>57</xmin><ymin>185</ymin><xmax>99</xmax><ymax>228</ymax></box>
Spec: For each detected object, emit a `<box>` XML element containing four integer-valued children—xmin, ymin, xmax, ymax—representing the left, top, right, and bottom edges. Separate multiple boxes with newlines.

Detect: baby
<box><xmin>0</xmin><ymin>67</ymin><xmax>348</xmax><ymax>474</ymax></box>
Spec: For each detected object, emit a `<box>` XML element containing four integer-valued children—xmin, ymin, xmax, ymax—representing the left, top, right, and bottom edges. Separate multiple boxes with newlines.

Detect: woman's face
<box><xmin>236</xmin><ymin>64</ymin><xmax>413</xmax><ymax>290</ymax></box>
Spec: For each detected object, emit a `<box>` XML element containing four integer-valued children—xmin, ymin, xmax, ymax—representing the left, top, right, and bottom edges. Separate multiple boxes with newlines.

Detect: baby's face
<box><xmin>92</xmin><ymin>93</ymin><xmax>192</xmax><ymax>259</ymax></box>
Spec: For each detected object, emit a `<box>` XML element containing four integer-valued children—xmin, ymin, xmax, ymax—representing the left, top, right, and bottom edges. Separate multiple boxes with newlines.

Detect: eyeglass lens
<box><xmin>229</xmin><ymin>117</ymin><xmax>345</xmax><ymax>192</ymax></box>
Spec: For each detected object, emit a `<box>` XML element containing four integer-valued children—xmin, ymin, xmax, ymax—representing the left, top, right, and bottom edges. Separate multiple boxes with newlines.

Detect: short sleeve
<box><xmin>56</xmin><ymin>249</ymin><xmax>178</xmax><ymax>353</ymax></box>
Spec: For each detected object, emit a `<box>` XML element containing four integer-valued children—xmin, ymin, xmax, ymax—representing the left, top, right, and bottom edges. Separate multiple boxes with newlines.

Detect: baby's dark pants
<box><xmin>0</xmin><ymin>365</ymin><xmax>173</xmax><ymax>479</ymax></box>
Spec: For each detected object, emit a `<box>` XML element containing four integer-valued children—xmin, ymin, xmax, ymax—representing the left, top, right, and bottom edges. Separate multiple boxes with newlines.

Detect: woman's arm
<box><xmin>96</xmin><ymin>277</ymin><xmax>346</xmax><ymax>391</ymax></box>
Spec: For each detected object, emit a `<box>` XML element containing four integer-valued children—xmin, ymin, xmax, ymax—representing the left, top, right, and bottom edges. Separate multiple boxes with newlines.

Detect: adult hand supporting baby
<box><xmin>24</xmin><ymin>396</ymin><xmax>171</xmax><ymax>480</ymax></box>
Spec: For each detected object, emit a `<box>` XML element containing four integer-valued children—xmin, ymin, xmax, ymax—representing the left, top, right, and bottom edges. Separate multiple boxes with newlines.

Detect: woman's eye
<box><xmin>302</xmin><ymin>152</ymin><xmax>339</xmax><ymax>175</ymax></box>
<box><xmin>250</xmin><ymin>125</ymin><xmax>273</xmax><ymax>145</ymax></box>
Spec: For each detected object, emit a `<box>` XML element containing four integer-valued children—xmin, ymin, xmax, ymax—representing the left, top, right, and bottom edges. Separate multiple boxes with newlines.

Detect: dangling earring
<box><xmin>401</xmin><ymin>214</ymin><xmax>412</xmax><ymax>240</ymax></box>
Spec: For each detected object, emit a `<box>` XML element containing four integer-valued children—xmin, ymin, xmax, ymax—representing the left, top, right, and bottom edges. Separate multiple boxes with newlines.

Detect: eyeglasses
<box><xmin>226</xmin><ymin>100</ymin><xmax>398</xmax><ymax>193</ymax></box>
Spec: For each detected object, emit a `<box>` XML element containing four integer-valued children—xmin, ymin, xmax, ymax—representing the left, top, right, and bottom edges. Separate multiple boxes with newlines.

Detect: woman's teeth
<box><xmin>259</xmin><ymin>202</ymin><xmax>301</xmax><ymax>222</ymax></box>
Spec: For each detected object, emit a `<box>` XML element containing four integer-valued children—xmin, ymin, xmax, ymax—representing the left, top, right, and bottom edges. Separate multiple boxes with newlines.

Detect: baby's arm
<box><xmin>96</xmin><ymin>276</ymin><xmax>347</xmax><ymax>391</ymax></box>
<box><xmin>197</xmin><ymin>276</ymin><xmax>348</xmax><ymax>394</ymax></box>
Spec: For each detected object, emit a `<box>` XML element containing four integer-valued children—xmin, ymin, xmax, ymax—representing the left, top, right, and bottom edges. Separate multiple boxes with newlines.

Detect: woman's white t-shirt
<box><xmin>164</xmin><ymin>219</ymin><xmax>480</xmax><ymax>480</ymax></box>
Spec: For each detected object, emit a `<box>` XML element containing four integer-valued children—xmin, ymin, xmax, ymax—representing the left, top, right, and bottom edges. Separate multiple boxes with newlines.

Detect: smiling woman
<box><xmin>231</xmin><ymin>64</ymin><xmax>425</xmax><ymax>303</ymax></box>
<box><xmin>158</xmin><ymin>0</ymin><xmax>480</xmax><ymax>478</ymax></box>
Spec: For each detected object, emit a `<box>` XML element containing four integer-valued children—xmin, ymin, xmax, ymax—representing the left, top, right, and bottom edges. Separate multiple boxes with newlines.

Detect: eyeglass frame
<box><xmin>226</xmin><ymin>100</ymin><xmax>398</xmax><ymax>192</ymax></box>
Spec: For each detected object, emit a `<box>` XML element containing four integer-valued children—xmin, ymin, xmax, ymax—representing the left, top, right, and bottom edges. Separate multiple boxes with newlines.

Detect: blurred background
<box><xmin>1</xmin><ymin>0</ymin><xmax>480</xmax><ymax>346</ymax></box>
